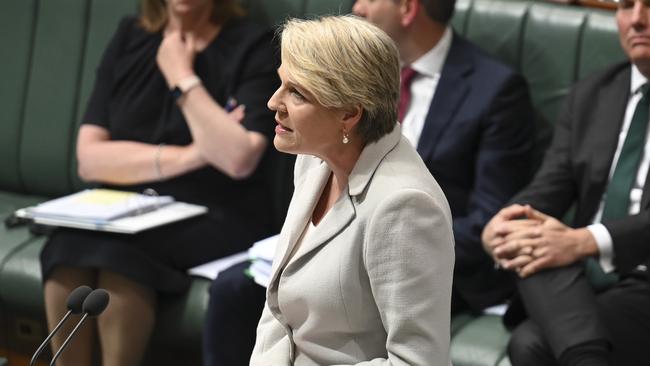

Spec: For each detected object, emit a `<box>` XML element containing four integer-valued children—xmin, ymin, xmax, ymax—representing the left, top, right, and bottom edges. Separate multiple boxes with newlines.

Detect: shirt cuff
<box><xmin>586</xmin><ymin>224</ymin><xmax>615</xmax><ymax>273</ymax></box>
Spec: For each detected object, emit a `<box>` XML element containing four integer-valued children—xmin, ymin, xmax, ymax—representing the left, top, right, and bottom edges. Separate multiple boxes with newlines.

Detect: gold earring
<box><xmin>342</xmin><ymin>131</ymin><xmax>350</xmax><ymax>144</ymax></box>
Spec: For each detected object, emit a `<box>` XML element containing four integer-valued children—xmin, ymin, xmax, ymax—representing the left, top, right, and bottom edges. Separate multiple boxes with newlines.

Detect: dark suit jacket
<box><xmin>418</xmin><ymin>34</ymin><xmax>536</xmax><ymax>310</ymax></box>
<box><xmin>513</xmin><ymin>62</ymin><xmax>650</xmax><ymax>275</ymax></box>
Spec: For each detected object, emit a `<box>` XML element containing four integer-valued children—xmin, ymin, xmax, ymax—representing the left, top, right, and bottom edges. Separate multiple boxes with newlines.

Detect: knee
<box><xmin>508</xmin><ymin>321</ymin><xmax>551</xmax><ymax>366</ymax></box>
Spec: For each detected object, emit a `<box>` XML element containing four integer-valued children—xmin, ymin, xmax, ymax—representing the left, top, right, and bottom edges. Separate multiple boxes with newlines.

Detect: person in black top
<box><xmin>39</xmin><ymin>0</ymin><xmax>279</xmax><ymax>365</ymax></box>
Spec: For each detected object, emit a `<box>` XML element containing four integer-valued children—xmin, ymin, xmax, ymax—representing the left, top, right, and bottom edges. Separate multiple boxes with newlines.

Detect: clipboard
<box><xmin>15</xmin><ymin>202</ymin><xmax>208</xmax><ymax>234</ymax></box>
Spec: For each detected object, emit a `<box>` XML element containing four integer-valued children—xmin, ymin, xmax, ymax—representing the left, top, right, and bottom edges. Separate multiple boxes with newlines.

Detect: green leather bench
<box><xmin>0</xmin><ymin>0</ymin><xmax>625</xmax><ymax>365</ymax></box>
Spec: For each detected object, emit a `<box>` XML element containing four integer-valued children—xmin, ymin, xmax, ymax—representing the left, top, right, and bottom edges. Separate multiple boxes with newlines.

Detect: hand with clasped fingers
<box><xmin>156</xmin><ymin>30</ymin><xmax>198</xmax><ymax>88</ymax></box>
<box><xmin>482</xmin><ymin>204</ymin><xmax>600</xmax><ymax>278</ymax></box>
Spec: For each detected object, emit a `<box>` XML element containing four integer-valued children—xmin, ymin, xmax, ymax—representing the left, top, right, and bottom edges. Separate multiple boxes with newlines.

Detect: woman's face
<box><xmin>268</xmin><ymin>65</ymin><xmax>346</xmax><ymax>157</ymax></box>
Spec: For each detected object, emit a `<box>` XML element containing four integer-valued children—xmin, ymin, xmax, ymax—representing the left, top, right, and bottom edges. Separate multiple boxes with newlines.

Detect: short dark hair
<box><xmin>420</xmin><ymin>0</ymin><xmax>456</xmax><ymax>24</ymax></box>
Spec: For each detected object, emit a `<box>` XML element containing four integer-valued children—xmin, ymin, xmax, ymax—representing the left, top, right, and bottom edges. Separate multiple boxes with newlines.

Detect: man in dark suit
<box><xmin>352</xmin><ymin>0</ymin><xmax>536</xmax><ymax>312</ymax></box>
<box><xmin>482</xmin><ymin>0</ymin><xmax>650</xmax><ymax>364</ymax></box>
<box><xmin>203</xmin><ymin>0</ymin><xmax>537</xmax><ymax>364</ymax></box>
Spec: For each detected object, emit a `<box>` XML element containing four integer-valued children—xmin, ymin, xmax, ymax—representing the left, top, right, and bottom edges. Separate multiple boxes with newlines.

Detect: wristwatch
<box><xmin>171</xmin><ymin>75</ymin><xmax>202</xmax><ymax>101</ymax></box>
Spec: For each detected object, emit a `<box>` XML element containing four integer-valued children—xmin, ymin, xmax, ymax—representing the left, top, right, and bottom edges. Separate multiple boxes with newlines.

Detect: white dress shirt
<box><xmin>401</xmin><ymin>27</ymin><xmax>453</xmax><ymax>147</ymax></box>
<box><xmin>587</xmin><ymin>65</ymin><xmax>650</xmax><ymax>272</ymax></box>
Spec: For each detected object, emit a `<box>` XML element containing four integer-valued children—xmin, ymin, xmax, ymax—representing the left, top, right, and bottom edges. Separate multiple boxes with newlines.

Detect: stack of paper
<box><xmin>187</xmin><ymin>251</ymin><xmax>250</xmax><ymax>279</ymax></box>
<box><xmin>28</xmin><ymin>189</ymin><xmax>174</xmax><ymax>223</ymax></box>
<box><xmin>247</xmin><ymin>235</ymin><xmax>278</xmax><ymax>287</ymax></box>
<box><xmin>187</xmin><ymin>234</ymin><xmax>279</xmax><ymax>287</ymax></box>
<box><xmin>16</xmin><ymin>189</ymin><xmax>207</xmax><ymax>234</ymax></box>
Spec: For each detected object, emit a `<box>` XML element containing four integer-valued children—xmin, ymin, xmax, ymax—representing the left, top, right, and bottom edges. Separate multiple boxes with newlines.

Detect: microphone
<box><xmin>29</xmin><ymin>285</ymin><xmax>93</xmax><ymax>366</ymax></box>
<box><xmin>49</xmin><ymin>289</ymin><xmax>110</xmax><ymax>366</ymax></box>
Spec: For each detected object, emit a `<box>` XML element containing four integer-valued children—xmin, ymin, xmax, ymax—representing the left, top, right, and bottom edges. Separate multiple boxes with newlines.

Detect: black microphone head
<box><xmin>66</xmin><ymin>286</ymin><xmax>93</xmax><ymax>314</ymax></box>
<box><xmin>82</xmin><ymin>289</ymin><xmax>110</xmax><ymax>317</ymax></box>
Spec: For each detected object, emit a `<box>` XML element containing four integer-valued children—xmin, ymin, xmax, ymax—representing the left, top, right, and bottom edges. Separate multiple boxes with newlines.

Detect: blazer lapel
<box><xmin>269</xmin><ymin>160</ymin><xmax>331</xmax><ymax>283</ymax></box>
<box><xmin>289</xmin><ymin>194</ymin><xmax>356</xmax><ymax>264</ymax></box>
<box><xmin>582</xmin><ymin>68</ymin><xmax>631</xmax><ymax>217</ymax></box>
<box><xmin>417</xmin><ymin>34</ymin><xmax>473</xmax><ymax>160</ymax></box>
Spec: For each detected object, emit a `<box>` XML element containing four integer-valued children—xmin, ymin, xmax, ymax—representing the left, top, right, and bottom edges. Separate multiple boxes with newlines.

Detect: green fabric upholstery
<box><xmin>579</xmin><ymin>10</ymin><xmax>626</xmax><ymax>79</ymax></box>
<box><xmin>304</xmin><ymin>0</ymin><xmax>354</xmax><ymax>15</ymax></box>
<box><xmin>241</xmin><ymin>0</ymin><xmax>306</xmax><ymax>27</ymax></box>
<box><xmin>451</xmin><ymin>315</ymin><xmax>511</xmax><ymax>366</ymax></box>
<box><xmin>20</xmin><ymin>0</ymin><xmax>88</xmax><ymax>196</ymax></box>
<box><xmin>0</xmin><ymin>0</ymin><xmax>37</xmax><ymax>192</ymax></box>
<box><xmin>451</xmin><ymin>0</ymin><xmax>474</xmax><ymax>34</ymax></box>
<box><xmin>451</xmin><ymin>312</ymin><xmax>475</xmax><ymax>336</ymax></box>
<box><xmin>0</xmin><ymin>192</ymin><xmax>45</xmax><ymax>352</ymax></box>
<box><xmin>0</xmin><ymin>239</ymin><xmax>48</xmax><ymax>356</ymax></box>
<box><xmin>521</xmin><ymin>3</ymin><xmax>587</xmax><ymax>127</ymax></box>
<box><xmin>0</xmin><ymin>0</ymin><xmax>625</xmax><ymax>364</ymax></box>
<box><xmin>465</xmin><ymin>0</ymin><xmax>530</xmax><ymax>69</ymax></box>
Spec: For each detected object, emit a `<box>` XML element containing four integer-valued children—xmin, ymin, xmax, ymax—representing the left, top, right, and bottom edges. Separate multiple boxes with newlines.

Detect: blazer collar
<box><xmin>417</xmin><ymin>33</ymin><xmax>474</xmax><ymax>159</ymax></box>
<box><xmin>348</xmin><ymin>123</ymin><xmax>402</xmax><ymax>196</ymax></box>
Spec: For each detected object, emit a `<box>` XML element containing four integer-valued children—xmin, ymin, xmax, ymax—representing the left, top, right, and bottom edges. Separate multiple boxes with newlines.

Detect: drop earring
<box><xmin>342</xmin><ymin>131</ymin><xmax>350</xmax><ymax>144</ymax></box>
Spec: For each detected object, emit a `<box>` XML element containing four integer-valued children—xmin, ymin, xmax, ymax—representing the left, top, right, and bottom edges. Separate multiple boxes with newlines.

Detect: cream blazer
<box><xmin>250</xmin><ymin>124</ymin><xmax>454</xmax><ymax>366</ymax></box>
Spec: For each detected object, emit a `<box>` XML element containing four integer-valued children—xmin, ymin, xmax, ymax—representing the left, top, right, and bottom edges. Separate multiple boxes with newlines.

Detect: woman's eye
<box><xmin>289</xmin><ymin>88</ymin><xmax>305</xmax><ymax>101</ymax></box>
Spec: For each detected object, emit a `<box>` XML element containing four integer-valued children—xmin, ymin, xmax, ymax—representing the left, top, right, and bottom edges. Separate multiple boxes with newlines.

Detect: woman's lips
<box><xmin>275</xmin><ymin>121</ymin><xmax>293</xmax><ymax>133</ymax></box>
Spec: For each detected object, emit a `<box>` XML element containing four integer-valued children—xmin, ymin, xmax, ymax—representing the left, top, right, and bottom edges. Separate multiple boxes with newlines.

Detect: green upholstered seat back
<box><xmin>465</xmin><ymin>0</ymin><xmax>530</xmax><ymax>70</ymax></box>
<box><xmin>20</xmin><ymin>0</ymin><xmax>89</xmax><ymax>196</ymax></box>
<box><xmin>0</xmin><ymin>0</ymin><xmax>38</xmax><ymax>193</ymax></box>
<box><xmin>580</xmin><ymin>10</ymin><xmax>625</xmax><ymax>79</ymax></box>
<box><xmin>459</xmin><ymin>0</ymin><xmax>625</xmax><ymax>126</ymax></box>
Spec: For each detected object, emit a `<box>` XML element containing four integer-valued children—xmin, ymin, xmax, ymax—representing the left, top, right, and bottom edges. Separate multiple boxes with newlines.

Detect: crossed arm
<box><xmin>78</xmin><ymin>30</ymin><xmax>270</xmax><ymax>185</ymax></box>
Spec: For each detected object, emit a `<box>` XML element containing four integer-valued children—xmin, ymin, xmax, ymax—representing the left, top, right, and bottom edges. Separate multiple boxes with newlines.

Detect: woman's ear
<box><xmin>341</xmin><ymin>105</ymin><xmax>363</xmax><ymax>132</ymax></box>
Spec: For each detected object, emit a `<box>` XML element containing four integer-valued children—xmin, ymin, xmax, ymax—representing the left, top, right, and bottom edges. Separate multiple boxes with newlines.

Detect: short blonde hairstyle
<box><xmin>139</xmin><ymin>0</ymin><xmax>244</xmax><ymax>33</ymax></box>
<box><xmin>280</xmin><ymin>15</ymin><xmax>400</xmax><ymax>144</ymax></box>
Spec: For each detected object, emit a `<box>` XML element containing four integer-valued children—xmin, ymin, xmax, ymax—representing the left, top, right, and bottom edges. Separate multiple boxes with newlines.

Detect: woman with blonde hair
<box><xmin>39</xmin><ymin>0</ymin><xmax>279</xmax><ymax>365</ymax></box>
<box><xmin>250</xmin><ymin>15</ymin><xmax>454</xmax><ymax>365</ymax></box>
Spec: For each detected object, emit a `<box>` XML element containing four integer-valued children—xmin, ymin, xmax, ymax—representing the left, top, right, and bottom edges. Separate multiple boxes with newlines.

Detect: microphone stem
<box><xmin>30</xmin><ymin>310</ymin><xmax>72</xmax><ymax>366</ymax></box>
<box><xmin>49</xmin><ymin>313</ymin><xmax>90</xmax><ymax>366</ymax></box>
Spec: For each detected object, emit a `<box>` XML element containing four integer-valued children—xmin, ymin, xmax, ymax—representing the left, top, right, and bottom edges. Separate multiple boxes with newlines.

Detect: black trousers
<box><xmin>202</xmin><ymin>261</ymin><xmax>266</xmax><ymax>366</ymax></box>
<box><xmin>507</xmin><ymin>264</ymin><xmax>650</xmax><ymax>366</ymax></box>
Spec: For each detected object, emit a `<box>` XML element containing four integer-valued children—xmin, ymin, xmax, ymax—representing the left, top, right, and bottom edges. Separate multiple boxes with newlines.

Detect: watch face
<box><xmin>171</xmin><ymin>87</ymin><xmax>183</xmax><ymax>101</ymax></box>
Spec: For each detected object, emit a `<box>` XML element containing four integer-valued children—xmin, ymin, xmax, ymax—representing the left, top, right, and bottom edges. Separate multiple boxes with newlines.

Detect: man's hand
<box><xmin>482</xmin><ymin>204</ymin><xmax>540</xmax><ymax>262</ymax></box>
<box><xmin>507</xmin><ymin>207</ymin><xmax>598</xmax><ymax>277</ymax></box>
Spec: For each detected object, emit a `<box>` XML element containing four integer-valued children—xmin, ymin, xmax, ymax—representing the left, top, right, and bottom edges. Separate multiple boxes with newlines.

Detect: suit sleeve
<box><xmin>453</xmin><ymin>74</ymin><xmax>536</xmax><ymax>268</ymax></box>
<box><xmin>604</xmin><ymin>206</ymin><xmax>650</xmax><ymax>272</ymax></box>
<box><xmin>510</xmin><ymin>87</ymin><xmax>578</xmax><ymax>217</ymax></box>
<box><xmin>338</xmin><ymin>189</ymin><xmax>454</xmax><ymax>366</ymax></box>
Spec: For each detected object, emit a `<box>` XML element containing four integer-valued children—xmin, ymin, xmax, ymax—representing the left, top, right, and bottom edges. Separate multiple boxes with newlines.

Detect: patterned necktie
<box><xmin>586</xmin><ymin>83</ymin><xmax>650</xmax><ymax>291</ymax></box>
<box><xmin>397</xmin><ymin>66</ymin><xmax>418</xmax><ymax>123</ymax></box>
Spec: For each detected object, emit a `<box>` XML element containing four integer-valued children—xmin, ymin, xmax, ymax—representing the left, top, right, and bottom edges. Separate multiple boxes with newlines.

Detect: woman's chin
<box><xmin>273</xmin><ymin>136</ymin><xmax>295</xmax><ymax>154</ymax></box>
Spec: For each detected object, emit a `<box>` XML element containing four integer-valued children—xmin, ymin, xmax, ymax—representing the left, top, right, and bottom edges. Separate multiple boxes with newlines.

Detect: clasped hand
<box><xmin>481</xmin><ymin>204</ymin><xmax>597</xmax><ymax>277</ymax></box>
<box><xmin>156</xmin><ymin>30</ymin><xmax>197</xmax><ymax>88</ymax></box>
